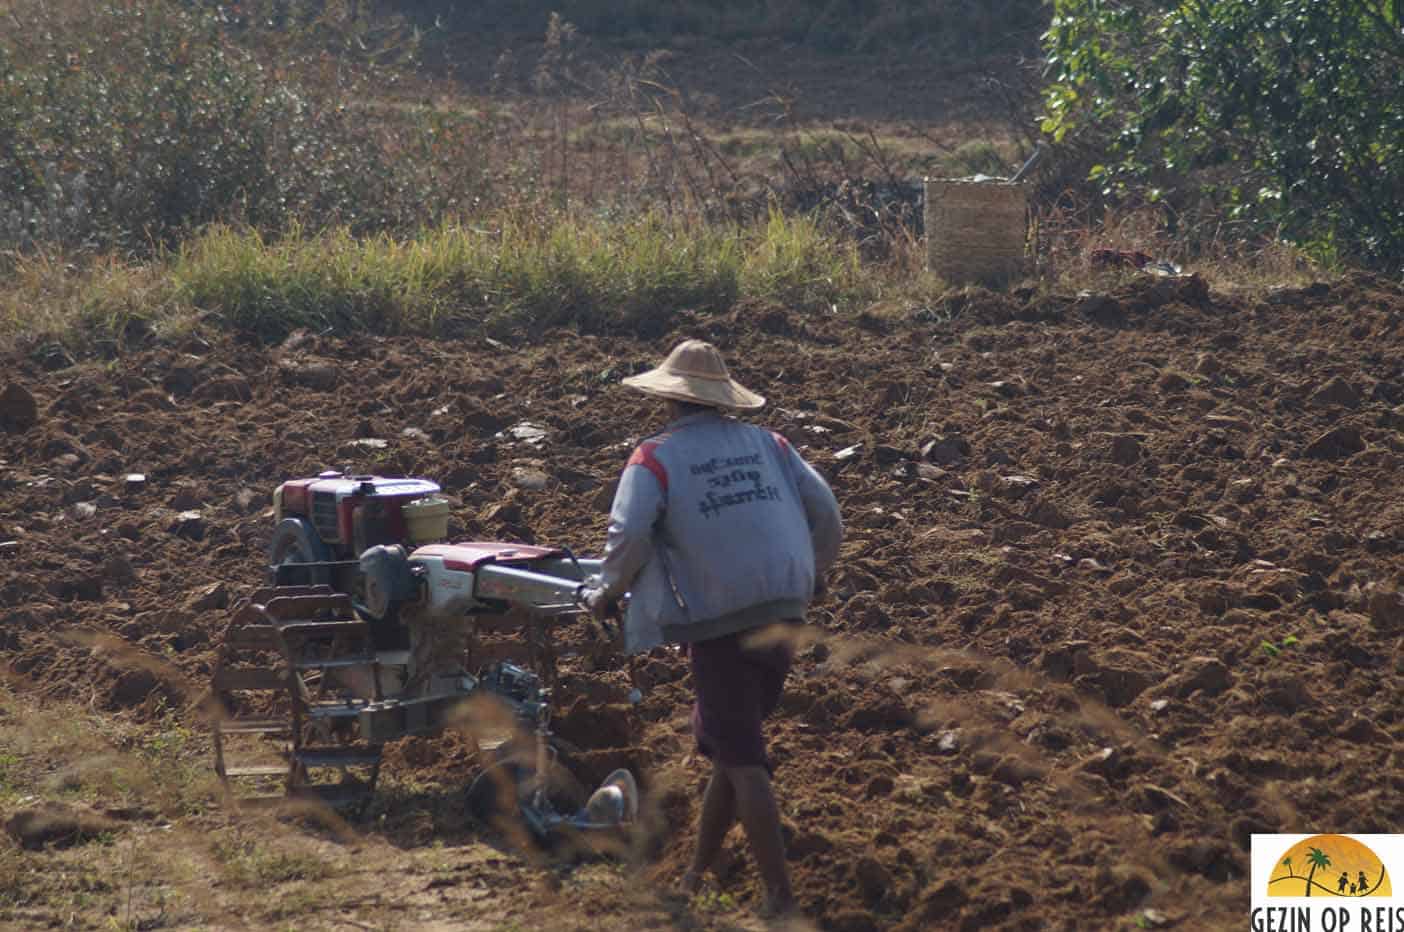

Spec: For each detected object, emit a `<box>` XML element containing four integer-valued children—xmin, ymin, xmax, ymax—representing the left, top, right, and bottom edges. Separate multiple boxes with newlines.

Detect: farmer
<box><xmin>581</xmin><ymin>339</ymin><xmax>843</xmax><ymax>918</ymax></box>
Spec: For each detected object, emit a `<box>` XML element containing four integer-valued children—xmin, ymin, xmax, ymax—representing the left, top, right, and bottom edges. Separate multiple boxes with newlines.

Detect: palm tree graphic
<box><xmin>1304</xmin><ymin>847</ymin><xmax>1332</xmax><ymax>897</ymax></box>
<box><xmin>1281</xmin><ymin>857</ymin><xmax>1294</xmax><ymax>878</ymax></box>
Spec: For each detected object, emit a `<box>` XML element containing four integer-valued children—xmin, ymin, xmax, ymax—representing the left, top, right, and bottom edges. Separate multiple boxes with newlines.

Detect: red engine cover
<box><xmin>279</xmin><ymin>479</ymin><xmax>313</xmax><ymax>515</ymax></box>
<box><xmin>279</xmin><ymin>474</ymin><xmax>441</xmax><ymax>554</ymax></box>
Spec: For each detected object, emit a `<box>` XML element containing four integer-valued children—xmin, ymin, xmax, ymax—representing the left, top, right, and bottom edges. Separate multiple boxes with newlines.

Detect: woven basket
<box><xmin>924</xmin><ymin>178</ymin><xmax>1029</xmax><ymax>286</ymax></box>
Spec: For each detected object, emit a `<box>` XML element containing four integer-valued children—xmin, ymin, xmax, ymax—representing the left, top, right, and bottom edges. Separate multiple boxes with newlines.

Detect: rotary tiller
<box><xmin>209</xmin><ymin>471</ymin><xmax>637</xmax><ymax>840</ymax></box>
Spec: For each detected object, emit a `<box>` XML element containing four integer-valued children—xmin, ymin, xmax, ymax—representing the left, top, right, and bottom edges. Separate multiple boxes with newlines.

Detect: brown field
<box><xmin>3</xmin><ymin>266</ymin><xmax>1402</xmax><ymax>929</ymax></box>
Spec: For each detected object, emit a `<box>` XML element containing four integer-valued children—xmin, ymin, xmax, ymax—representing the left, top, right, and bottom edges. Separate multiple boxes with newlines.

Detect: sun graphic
<box><xmin>1268</xmin><ymin>835</ymin><xmax>1392</xmax><ymax>898</ymax></box>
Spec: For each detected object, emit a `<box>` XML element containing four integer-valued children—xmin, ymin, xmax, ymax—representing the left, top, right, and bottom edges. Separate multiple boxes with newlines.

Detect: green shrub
<box><xmin>0</xmin><ymin>0</ymin><xmax>438</xmax><ymax>256</ymax></box>
<box><xmin>1044</xmin><ymin>0</ymin><xmax>1404</xmax><ymax>272</ymax></box>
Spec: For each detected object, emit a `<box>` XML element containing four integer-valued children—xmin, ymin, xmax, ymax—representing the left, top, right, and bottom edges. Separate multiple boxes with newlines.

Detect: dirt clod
<box><xmin>1367</xmin><ymin>590</ymin><xmax>1404</xmax><ymax>632</ymax></box>
<box><xmin>1109</xmin><ymin>434</ymin><xmax>1142</xmax><ymax>465</ymax></box>
<box><xmin>168</xmin><ymin>510</ymin><xmax>207</xmax><ymax>540</ymax></box>
<box><xmin>854</xmin><ymin>855</ymin><xmax>892</xmax><ymax>905</ymax></box>
<box><xmin>920</xmin><ymin>435</ymin><xmax>970</xmax><ymax>466</ymax></box>
<box><xmin>0</xmin><ymin>383</ymin><xmax>39</xmax><ymax>432</ymax></box>
<box><xmin>1309</xmin><ymin>375</ymin><xmax>1361</xmax><ymax>409</ymax></box>
<box><xmin>279</xmin><ymin>358</ymin><xmax>339</xmax><ymax>390</ymax></box>
<box><xmin>187</xmin><ymin>581</ymin><xmax>229</xmax><ymax>612</ymax></box>
<box><xmin>5</xmin><ymin>801</ymin><xmax>124</xmax><ymax>850</ymax></box>
<box><xmin>1156</xmin><ymin>656</ymin><xmax>1232</xmax><ymax>699</ymax></box>
<box><xmin>102</xmin><ymin>552</ymin><xmax>137</xmax><ymax>584</ymax></box>
<box><xmin>1302</xmin><ymin>425</ymin><xmax>1365</xmax><ymax>459</ymax></box>
<box><xmin>913</xmin><ymin>880</ymin><xmax>968</xmax><ymax>923</ymax></box>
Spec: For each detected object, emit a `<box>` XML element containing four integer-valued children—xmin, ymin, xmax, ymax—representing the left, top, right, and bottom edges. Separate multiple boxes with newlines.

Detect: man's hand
<box><xmin>579</xmin><ymin>585</ymin><xmax>620</xmax><ymax>621</ymax></box>
<box><xmin>578</xmin><ymin>585</ymin><xmax>623</xmax><ymax>649</ymax></box>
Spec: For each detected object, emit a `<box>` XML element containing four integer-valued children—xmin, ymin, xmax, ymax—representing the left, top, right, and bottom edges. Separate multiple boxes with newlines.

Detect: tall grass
<box><xmin>0</xmin><ymin>0</ymin><xmax>1019</xmax><ymax>268</ymax></box>
<box><xmin>164</xmin><ymin>210</ymin><xmax>865</xmax><ymax>342</ymax></box>
<box><xmin>741</xmin><ymin>207</ymin><xmax>865</xmax><ymax>310</ymax></box>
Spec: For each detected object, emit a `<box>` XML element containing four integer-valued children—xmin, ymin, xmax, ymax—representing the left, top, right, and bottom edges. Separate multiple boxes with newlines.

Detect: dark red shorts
<box><xmin>687</xmin><ymin>623</ymin><xmax>796</xmax><ymax>772</ymax></box>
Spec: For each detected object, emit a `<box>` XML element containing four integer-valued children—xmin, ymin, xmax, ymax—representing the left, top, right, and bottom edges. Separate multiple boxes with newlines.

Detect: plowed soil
<box><xmin>3</xmin><ymin>272</ymin><xmax>1403</xmax><ymax>930</ymax></box>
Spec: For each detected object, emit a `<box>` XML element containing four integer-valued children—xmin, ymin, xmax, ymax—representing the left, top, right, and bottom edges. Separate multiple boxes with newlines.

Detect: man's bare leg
<box><xmin>726</xmin><ymin>764</ymin><xmax>795</xmax><ymax>915</ymax></box>
<box><xmin>682</xmin><ymin>762</ymin><xmax>737</xmax><ymax>895</ymax></box>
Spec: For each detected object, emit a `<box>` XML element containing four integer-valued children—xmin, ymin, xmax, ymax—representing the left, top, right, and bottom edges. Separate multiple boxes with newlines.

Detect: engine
<box><xmin>358</xmin><ymin>541</ymin><xmax>600</xmax><ymax>625</ymax></box>
<box><xmin>273</xmin><ymin>471</ymin><xmax>446</xmax><ymax>560</ymax></box>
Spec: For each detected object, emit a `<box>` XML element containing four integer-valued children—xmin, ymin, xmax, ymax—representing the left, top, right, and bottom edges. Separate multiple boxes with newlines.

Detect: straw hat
<box><xmin>622</xmin><ymin>339</ymin><xmax>766</xmax><ymax>411</ymax></box>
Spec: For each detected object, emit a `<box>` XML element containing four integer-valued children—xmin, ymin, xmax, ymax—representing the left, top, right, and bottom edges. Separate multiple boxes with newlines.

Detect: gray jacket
<box><xmin>599</xmin><ymin>411</ymin><xmax>843</xmax><ymax>652</ymax></box>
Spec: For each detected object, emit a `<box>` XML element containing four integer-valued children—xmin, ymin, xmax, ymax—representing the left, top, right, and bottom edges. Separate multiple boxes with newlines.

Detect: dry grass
<box><xmin>0</xmin><ymin>680</ymin><xmax>371</xmax><ymax>928</ymax></box>
<box><xmin>1034</xmin><ymin>201</ymin><xmax>1326</xmax><ymax>291</ymax></box>
<box><xmin>0</xmin><ymin>681</ymin><xmax>216</xmax><ymax>817</ymax></box>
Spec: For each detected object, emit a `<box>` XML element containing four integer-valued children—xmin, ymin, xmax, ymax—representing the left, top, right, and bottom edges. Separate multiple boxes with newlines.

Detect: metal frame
<box><xmin>212</xmin><ymin>549</ymin><xmax>631</xmax><ymax>838</ymax></box>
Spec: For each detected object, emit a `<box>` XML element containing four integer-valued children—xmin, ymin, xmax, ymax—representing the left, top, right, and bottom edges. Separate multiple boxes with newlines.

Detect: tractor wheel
<box><xmin>268</xmin><ymin>517</ymin><xmax>332</xmax><ymax>587</ymax></box>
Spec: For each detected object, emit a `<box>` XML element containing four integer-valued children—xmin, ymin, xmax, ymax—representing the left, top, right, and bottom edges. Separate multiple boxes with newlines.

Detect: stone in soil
<box><xmin>510</xmin><ymin>466</ymin><xmax>550</xmax><ymax>491</ymax></box>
